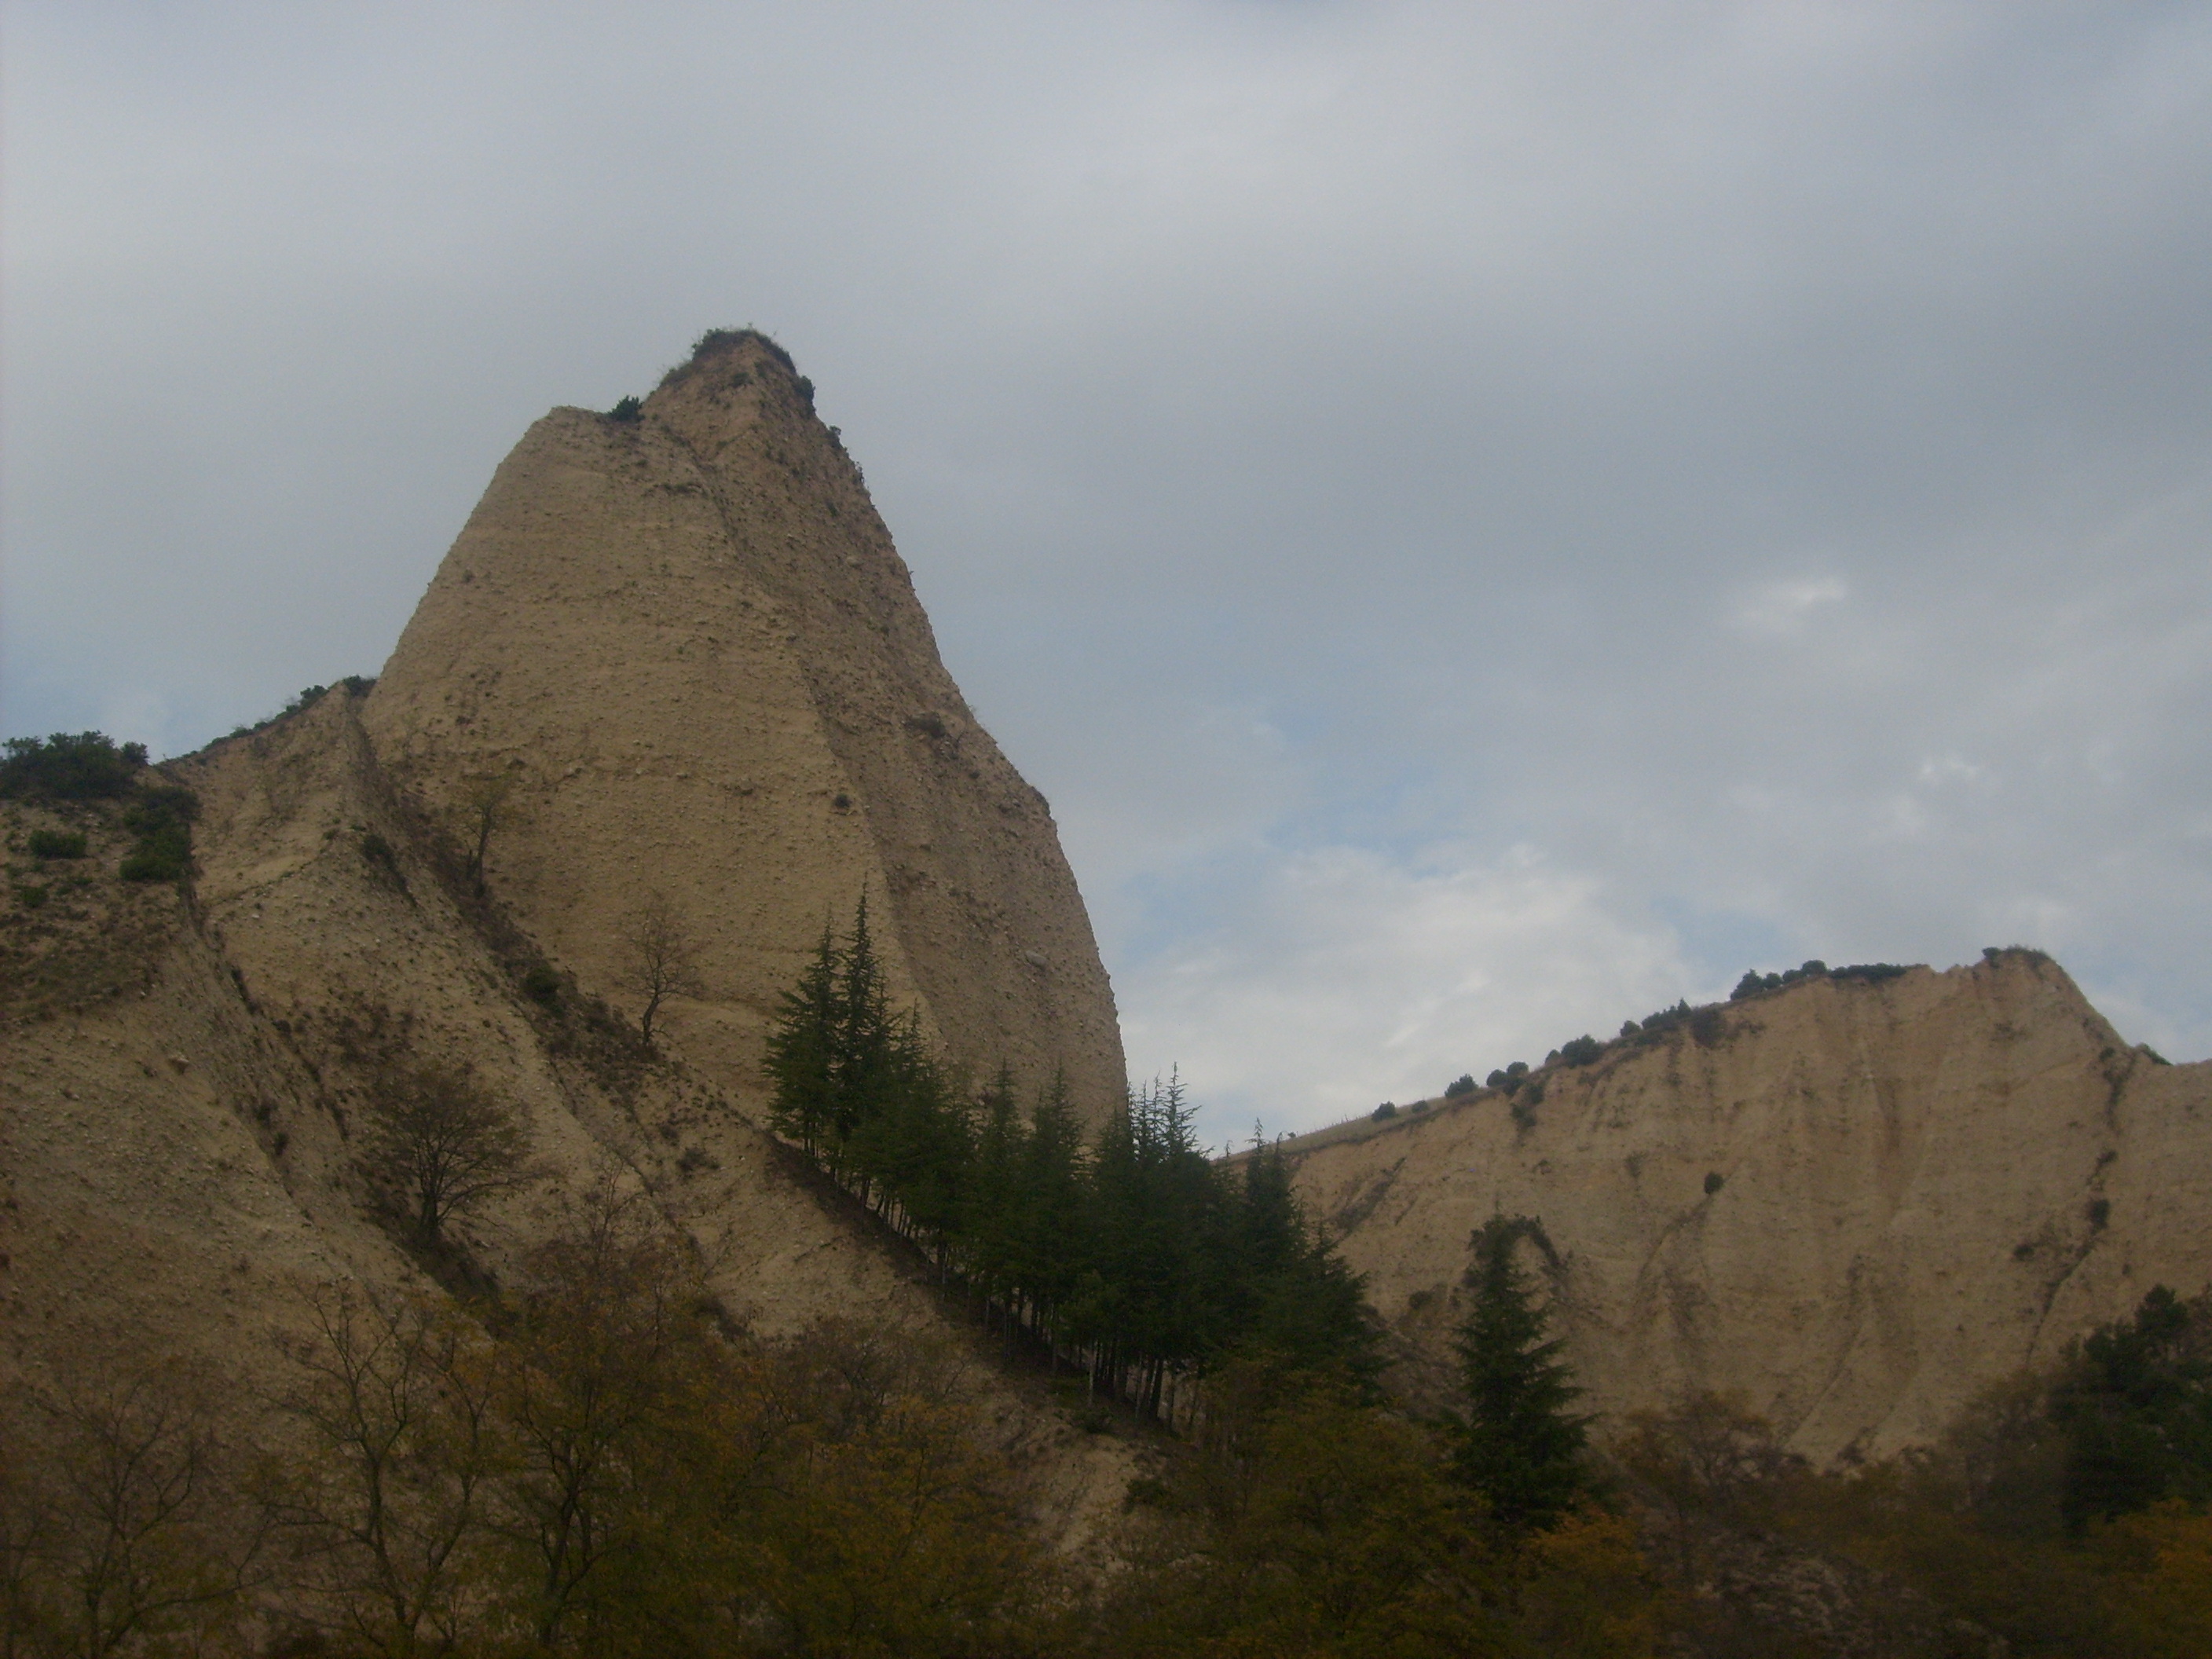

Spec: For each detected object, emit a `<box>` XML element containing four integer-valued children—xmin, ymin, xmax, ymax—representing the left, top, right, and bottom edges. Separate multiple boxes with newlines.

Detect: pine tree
<box><xmin>965</xmin><ymin>1064</ymin><xmax>1027</xmax><ymax>1311</ymax></box>
<box><xmin>1449</xmin><ymin>1215</ymin><xmax>1588</xmax><ymax>1528</ymax></box>
<box><xmin>831</xmin><ymin>895</ymin><xmax>895</xmax><ymax>1158</ymax></box>
<box><xmin>866</xmin><ymin>1010</ymin><xmax>969</xmax><ymax>1247</ymax></box>
<box><xmin>1015</xmin><ymin>1068</ymin><xmax>1088</xmax><ymax>1344</ymax></box>
<box><xmin>764</xmin><ymin>922</ymin><xmax>840</xmax><ymax>1155</ymax></box>
<box><xmin>1229</xmin><ymin>1141</ymin><xmax>1382</xmax><ymax>1386</ymax></box>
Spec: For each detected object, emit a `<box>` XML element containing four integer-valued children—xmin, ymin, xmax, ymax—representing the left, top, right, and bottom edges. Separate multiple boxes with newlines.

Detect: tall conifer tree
<box><xmin>764</xmin><ymin>922</ymin><xmax>839</xmax><ymax>1155</ymax></box>
<box><xmin>1449</xmin><ymin>1214</ymin><xmax>1589</xmax><ymax>1527</ymax></box>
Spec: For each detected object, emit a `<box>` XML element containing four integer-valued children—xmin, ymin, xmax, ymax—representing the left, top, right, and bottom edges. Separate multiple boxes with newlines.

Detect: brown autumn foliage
<box><xmin>7</xmin><ymin>1244</ymin><xmax>2209</xmax><ymax>1658</ymax></box>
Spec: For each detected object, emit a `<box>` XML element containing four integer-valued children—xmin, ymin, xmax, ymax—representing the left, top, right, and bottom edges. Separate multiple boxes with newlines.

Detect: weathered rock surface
<box><xmin>361</xmin><ymin>331</ymin><xmax>1123</xmax><ymax>1116</ymax></box>
<box><xmin>1276</xmin><ymin>952</ymin><xmax>2212</xmax><ymax>1461</ymax></box>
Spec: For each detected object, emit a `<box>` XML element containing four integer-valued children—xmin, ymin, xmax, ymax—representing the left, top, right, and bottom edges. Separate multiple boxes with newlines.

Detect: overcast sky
<box><xmin>7</xmin><ymin>2</ymin><xmax>2209</xmax><ymax>1145</ymax></box>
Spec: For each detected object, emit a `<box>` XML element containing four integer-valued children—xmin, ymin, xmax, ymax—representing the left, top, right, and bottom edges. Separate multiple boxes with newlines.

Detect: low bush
<box><xmin>1832</xmin><ymin>961</ymin><xmax>1909</xmax><ymax>984</ymax></box>
<box><xmin>607</xmin><ymin>394</ymin><xmax>643</xmax><ymax>422</ymax></box>
<box><xmin>1733</xmin><ymin>960</ymin><xmax>1837</xmax><ymax>998</ymax></box>
<box><xmin>1558</xmin><ymin>1035</ymin><xmax>1605</xmax><ymax>1068</ymax></box>
<box><xmin>1511</xmin><ymin>1080</ymin><xmax>1544</xmax><ymax>1129</ymax></box>
<box><xmin>1371</xmin><ymin>1101</ymin><xmax>1398</xmax><ymax>1121</ymax></box>
<box><xmin>521</xmin><ymin>962</ymin><xmax>562</xmax><ymax>1005</ymax></box>
<box><xmin>1445</xmin><ymin>1073</ymin><xmax>1478</xmax><ymax>1097</ymax></box>
<box><xmin>27</xmin><ymin>829</ymin><xmax>86</xmax><ymax>859</ymax></box>
<box><xmin>119</xmin><ymin>786</ymin><xmax>196</xmax><ymax>882</ymax></box>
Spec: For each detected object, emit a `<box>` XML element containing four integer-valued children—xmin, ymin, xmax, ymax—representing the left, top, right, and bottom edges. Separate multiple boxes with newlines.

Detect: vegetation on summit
<box><xmin>0</xmin><ymin>732</ymin><xmax>148</xmax><ymax>801</ymax></box>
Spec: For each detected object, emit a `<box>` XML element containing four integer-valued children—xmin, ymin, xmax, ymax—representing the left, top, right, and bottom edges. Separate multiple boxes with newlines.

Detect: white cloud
<box><xmin>1116</xmin><ymin>843</ymin><xmax>1698</xmax><ymax>1146</ymax></box>
<box><xmin>1728</xmin><ymin>575</ymin><xmax>1848</xmax><ymax>637</ymax></box>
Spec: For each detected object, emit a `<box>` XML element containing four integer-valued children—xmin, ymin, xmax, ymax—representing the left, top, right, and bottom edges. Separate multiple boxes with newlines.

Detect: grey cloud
<box><xmin>6</xmin><ymin>2</ymin><xmax>2208</xmax><ymax>1124</ymax></box>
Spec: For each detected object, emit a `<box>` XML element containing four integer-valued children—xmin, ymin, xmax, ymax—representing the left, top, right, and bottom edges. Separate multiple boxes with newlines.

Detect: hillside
<box><xmin>1271</xmin><ymin>951</ymin><xmax>2212</xmax><ymax>1460</ymax></box>
<box><xmin>5</xmin><ymin>331</ymin><xmax>2210</xmax><ymax>1656</ymax></box>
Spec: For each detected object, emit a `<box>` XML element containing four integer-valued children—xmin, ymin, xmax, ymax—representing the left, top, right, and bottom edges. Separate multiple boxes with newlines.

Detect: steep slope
<box><xmin>360</xmin><ymin>331</ymin><xmax>1122</xmax><ymax>1116</ymax></box>
<box><xmin>1275</xmin><ymin>952</ymin><xmax>2212</xmax><ymax>1461</ymax></box>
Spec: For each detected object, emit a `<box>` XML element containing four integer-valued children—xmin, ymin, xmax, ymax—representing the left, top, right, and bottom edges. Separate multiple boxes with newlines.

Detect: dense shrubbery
<box><xmin>1619</xmin><ymin>1287</ymin><xmax>2212</xmax><ymax>1656</ymax></box>
<box><xmin>766</xmin><ymin>903</ymin><xmax>1380</xmax><ymax>1416</ymax></box>
<box><xmin>118</xmin><ymin>788</ymin><xmax>196</xmax><ymax>882</ymax></box>
<box><xmin>1556</xmin><ymin>1034</ymin><xmax>1605</xmax><ymax>1068</ymax></box>
<box><xmin>0</xmin><ymin>1198</ymin><xmax>1673</xmax><ymax>1659</ymax></box>
<box><xmin>1104</xmin><ymin>1362</ymin><xmax>1658</xmax><ymax>1658</ymax></box>
<box><xmin>13</xmin><ymin>1265</ymin><xmax>2205</xmax><ymax>1657</ymax></box>
<box><xmin>1733</xmin><ymin>959</ymin><xmax>1910</xmax><ymax>999</ymax></box>
<box><xmin>0</xmin><ymin>733</ymin><xmax>145</xmax><ymax>800</ymax></box>
<box><xmin>0</xmin><ymin>730</ymin><xmax>197</xmax><ymax>883</ymax></box>
<box><xmin>2053</xmin><ymin>1285</ymin><xmax>2212</xmax><ymax>1527</ymax></box>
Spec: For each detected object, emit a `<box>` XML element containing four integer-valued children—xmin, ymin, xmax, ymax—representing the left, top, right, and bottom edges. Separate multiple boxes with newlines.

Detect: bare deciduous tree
<box><xmin>618</xmin><ymin>892</ymin><xmax>702</xmax><ymax>1045</ymax></box>
<box><xmin>360</xmin><ymin>1064</ymin><xmax>530</xmax><ymax>1244</ymax></box>
<box><xmin>454</xmin><ymin>774</ymin><xmax>516</xmax><ymax>898</ymax></box>
<box><xmin>0</xmin><ymin>1362</ymin><xmax>262</xmax><ymax>1658</ymax></box>
<box><xmin>495</xmin><ymin>1188</ymin><xmax>714</xmax><ymax>1646</ymax></box>
<box><xmin>273</xmin><ymin>1287</ymin><xmax>498</xmax><ymax>1656</ymax></box>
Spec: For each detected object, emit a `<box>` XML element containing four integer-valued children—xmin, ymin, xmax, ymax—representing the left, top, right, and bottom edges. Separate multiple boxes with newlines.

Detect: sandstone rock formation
<box><xmin>0</xmin><ymin>331</ymin><xmax>1136</xmax><ymax>1553</ymax></box>
<box><xmin>6</xmin><ymin>330</ymin><xmax>2209</xmax><ymax>1577</ymax></box>
<box><xmin>361</xmin><ymin>330</ymin><xmax>1122</xmax><ymax>1116</ymax></box>
<box><xmin>1274</xmin><ymin>951</ymin><xmax>2212</xmax><ymax>1462</ymax></box>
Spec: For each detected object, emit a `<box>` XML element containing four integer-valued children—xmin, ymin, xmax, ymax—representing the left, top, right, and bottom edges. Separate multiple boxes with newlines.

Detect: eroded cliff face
<box><xmin>1277</xmin><ymin>953</ymin><xmax>2212</xmax><ymax>1462</ymax></box>
<box><xmin>360</xmin><ymin>331</ymin><xmax>1122</xmax><ymax>1116</ymax></box>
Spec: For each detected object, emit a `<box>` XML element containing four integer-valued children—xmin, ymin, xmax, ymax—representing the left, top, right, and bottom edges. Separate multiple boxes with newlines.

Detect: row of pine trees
<box><xmin>763</xmin><ymin>902</ymin><xmax>1381</xmax><ymax>1421</ymax></box>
